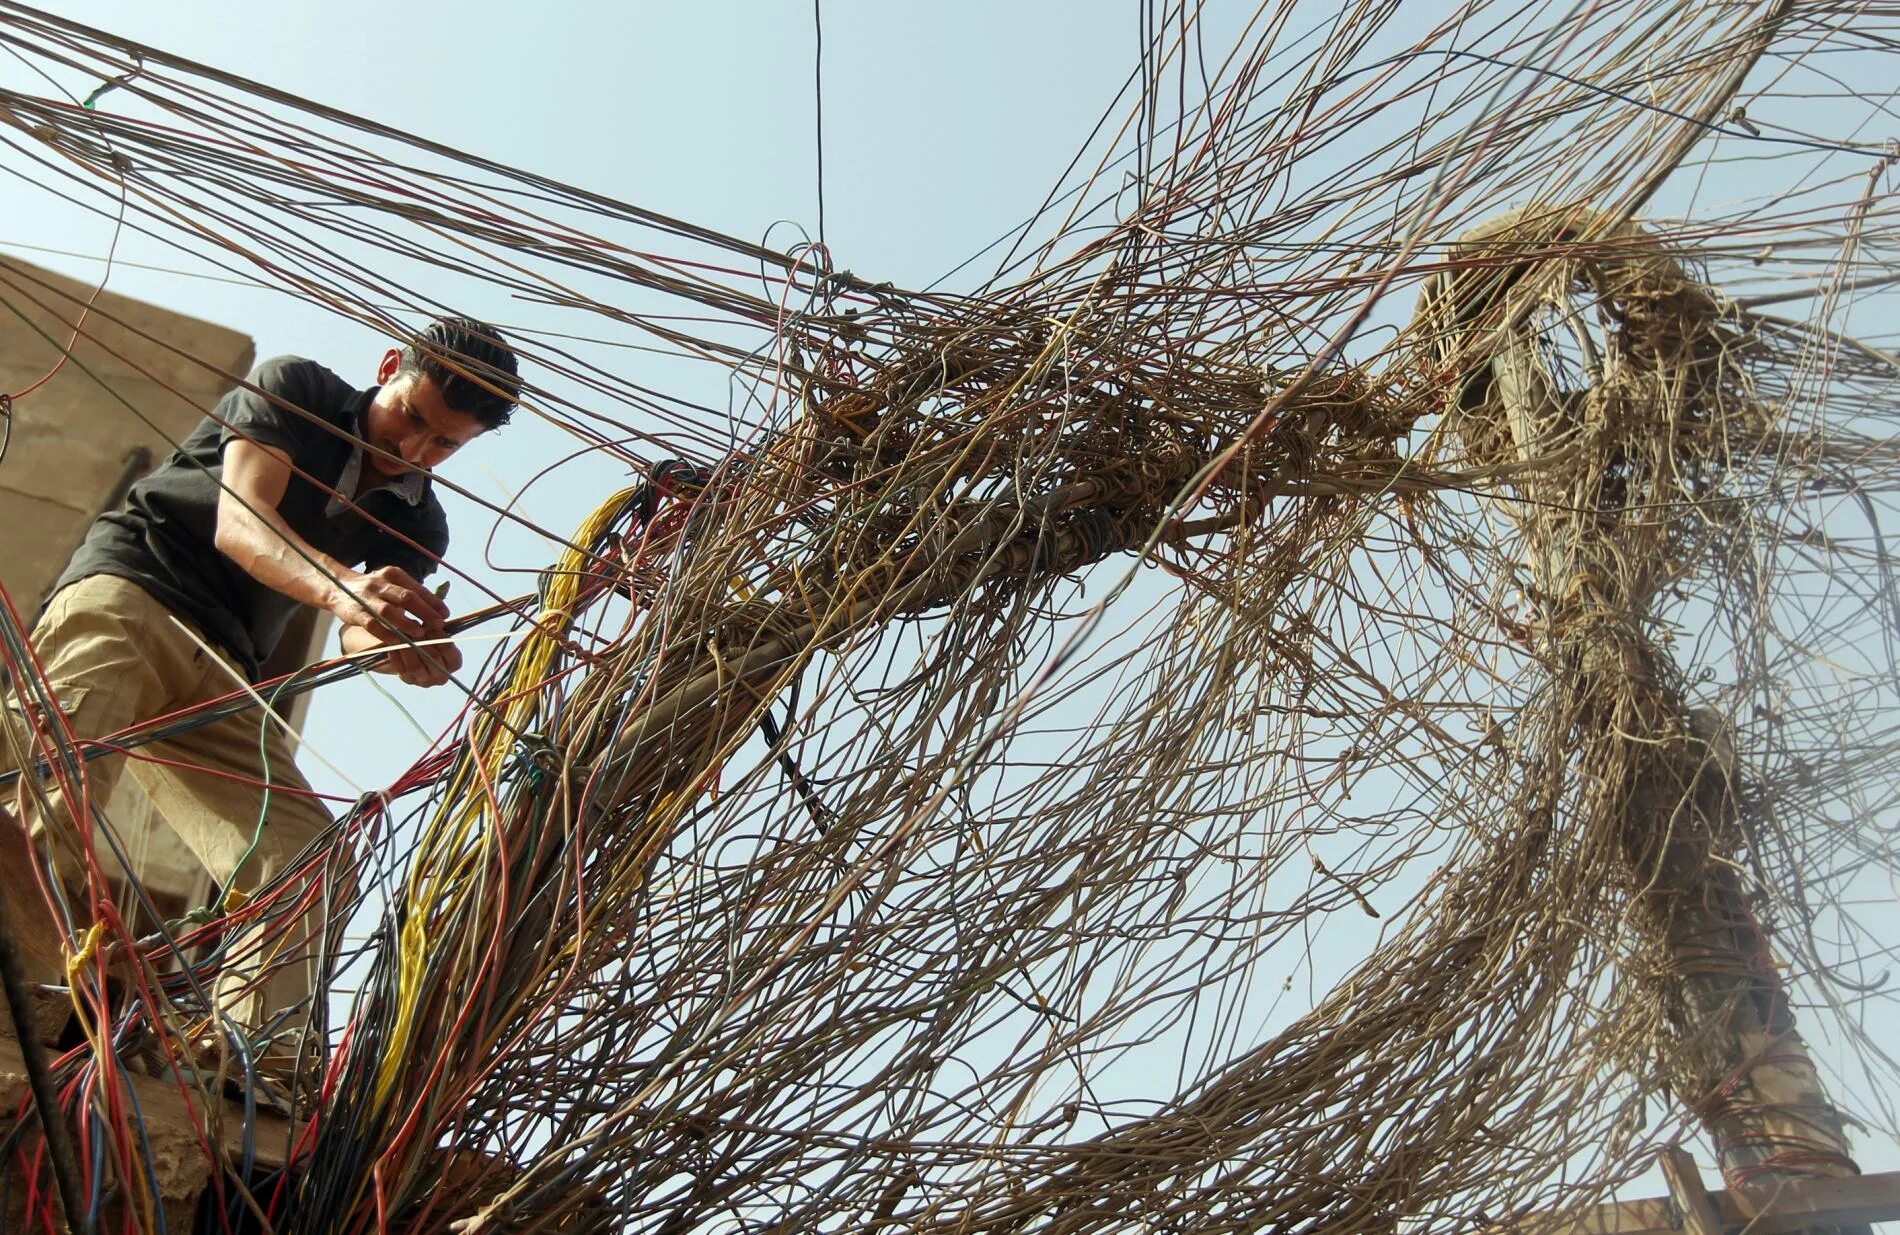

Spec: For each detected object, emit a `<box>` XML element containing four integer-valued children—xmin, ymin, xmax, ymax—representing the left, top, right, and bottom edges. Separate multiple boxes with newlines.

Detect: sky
<box><xmin>3</xmin><ymin>0</ymin><xmax>1896</xmax><ymax>1215</ymax></box>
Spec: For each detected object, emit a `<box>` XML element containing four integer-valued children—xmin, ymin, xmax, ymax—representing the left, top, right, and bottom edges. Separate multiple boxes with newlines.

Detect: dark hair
<box><xmin>397</xmin><ymin>316</ymin><xmax>521</xmax><ymax>430</ymax></box>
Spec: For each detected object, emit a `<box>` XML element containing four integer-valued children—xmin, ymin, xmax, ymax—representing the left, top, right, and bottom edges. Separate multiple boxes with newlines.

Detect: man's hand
<box><xmin>340</xmin><ymin>620</ymin><xmax>463</xmax><ymax>687</ymax></box>
<box><xmin>335</xmin><ymin>569</ymin><xmax>457</xmax><ymax>688</ymax></box>
<box><xmin>331</xmin><ymin>564</ymin><xmax>451</xmax><ymax>643</ymax></box>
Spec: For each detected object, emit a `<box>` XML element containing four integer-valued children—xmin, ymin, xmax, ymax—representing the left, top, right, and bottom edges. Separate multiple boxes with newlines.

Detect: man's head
<box><xmin>363</xmin><ymin>316</ymin><xmax>521</xmax><ymax>477</ymax></box>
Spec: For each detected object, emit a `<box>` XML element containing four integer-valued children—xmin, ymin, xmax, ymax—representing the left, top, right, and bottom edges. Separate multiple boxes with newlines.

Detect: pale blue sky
<box><xmin>4</xmin><ymin>0</ymin><xmax>1896</xmax><ymax>1212</ymax></box>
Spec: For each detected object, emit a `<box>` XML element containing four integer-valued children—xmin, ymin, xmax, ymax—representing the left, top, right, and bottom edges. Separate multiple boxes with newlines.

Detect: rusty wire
<box><xmin>0</xmin><ymin>2</ymin><xmax>1897</xmax><ymax>1232</ymax></box>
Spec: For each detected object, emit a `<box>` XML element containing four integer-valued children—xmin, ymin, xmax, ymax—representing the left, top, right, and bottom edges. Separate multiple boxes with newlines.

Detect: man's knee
<box><xmin>236</xmin><ymin>796</ymin><xmax>343</xmax><ymax>888</ymax></box>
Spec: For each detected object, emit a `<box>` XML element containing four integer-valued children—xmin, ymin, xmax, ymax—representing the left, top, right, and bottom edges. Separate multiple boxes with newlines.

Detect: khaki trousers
<box><xmin>1</xmin><ymin>574</ymin><xmax>335</xmax><ymax>1039</ymax></box>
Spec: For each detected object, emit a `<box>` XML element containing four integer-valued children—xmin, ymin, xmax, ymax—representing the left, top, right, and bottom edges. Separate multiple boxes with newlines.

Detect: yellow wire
<box><xmin>372</xmin><ymin>488</ymin><xmax>638</xmax><ymax>1104</ymax></box>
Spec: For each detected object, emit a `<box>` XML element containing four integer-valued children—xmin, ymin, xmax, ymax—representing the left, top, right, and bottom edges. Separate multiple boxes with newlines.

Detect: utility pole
<box><xmin>1422</xmin><ymin>210</ymin><xmax>1874</xmax><ymax>1233</ymax></box>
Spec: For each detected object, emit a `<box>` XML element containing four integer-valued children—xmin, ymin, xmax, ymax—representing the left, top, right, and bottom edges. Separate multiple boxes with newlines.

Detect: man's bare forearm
<box><xmin>214</xmin><ymin>498</ymin><xmax>355</xmax><ymax>615</ymax></box>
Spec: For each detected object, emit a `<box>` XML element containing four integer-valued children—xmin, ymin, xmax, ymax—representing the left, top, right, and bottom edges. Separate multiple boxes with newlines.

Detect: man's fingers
<box><xmin>344</xmin><ymin>581</ymin><xmax>416</xmax><ymax>634</ymax></box>
<box><xmin>385</xmin><ymin>640</ymin><xmax>456</xmax><ymax>687</ymax></box>
<box><xmin>359</xmin><ymin>566</ymin><xmax>450</xmax><ymax>629</ymax></box>
<box><xmin>359</xmin><ymin>585</ymin><xmax>435</xmax><ymax>636</ymax></box>
<box><xmin>376</xmin><ymin>565</ymin><xmax>427</xmax><ymax>593</ymax></box>
<box><xmin>390</xmin><ymin>649</ymin><xmax>437</xmax><ymax>686</ymax></box>
<box><xmin>392</xmin><ymin>598</ymin><xmax>445</xmax><ymax>636</ymax></box>
<box><xmin>423</xmin><ymin>641</ymin><xmax>463</xmax><ymax>677</ymax></box>
<box><xmin>379</xmin><ymin>567</ymin><xmax>450</xmax><ymax>622</ymax></box>
<box><xmin>374</xmin><ymin>606</ymin><xmax>430</xmax><ymax>640</ymax></box>
<box><xmin>370</xmin><ymin>584</ymin><xmax>445</xmax><ymax>631</ymax></box>
<box><xmin>385</xmin><ymin>581</ymin><xmax>448</xmax><ymax>619</ymax></box>
<box><xmin>396</xmin><ymin>587</ymin><xmax>450</xmax><ymax>627</ymax></box>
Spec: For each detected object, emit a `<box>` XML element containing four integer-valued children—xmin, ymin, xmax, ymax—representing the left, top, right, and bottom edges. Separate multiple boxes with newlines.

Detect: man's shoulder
<box><xmin>249</xmin><ymin>355</ymin><xmax>358</xmax><ymax>411</ymax></box>
<box><xmin>213</xmin><ymin>355</ymin><xmax>363</xmax><ymax>455</ymax></box>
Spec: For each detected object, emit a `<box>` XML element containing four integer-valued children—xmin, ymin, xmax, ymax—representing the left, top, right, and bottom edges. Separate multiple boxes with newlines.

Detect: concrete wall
<box><xmin>0</xmin><ymin>255</ymin><xmax>255</xmax><ymax>608</ymax></box>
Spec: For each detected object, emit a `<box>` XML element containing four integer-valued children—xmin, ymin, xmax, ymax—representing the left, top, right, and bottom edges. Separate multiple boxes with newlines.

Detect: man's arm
<box><xmin>215</xmin><ymin>438</ymin><xmax>450</xmax><ymax>646</ymax></box>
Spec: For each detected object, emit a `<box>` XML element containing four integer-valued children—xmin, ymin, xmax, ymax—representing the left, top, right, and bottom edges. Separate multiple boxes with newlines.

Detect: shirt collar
<box><xmin>326</xmin><ymin>389</ymin><xmax>428</xmax><ymax>517</ymax></box>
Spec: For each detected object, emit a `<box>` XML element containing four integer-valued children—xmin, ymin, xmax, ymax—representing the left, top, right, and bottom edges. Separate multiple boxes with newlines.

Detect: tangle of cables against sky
<box><xmin>1</xmin><ymin>1</ymin><xmax>1899</xmax><ymax>1232</ymax></box>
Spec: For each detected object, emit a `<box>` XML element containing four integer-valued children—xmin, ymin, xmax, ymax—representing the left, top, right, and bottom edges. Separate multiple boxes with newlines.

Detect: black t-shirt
<box><xmin>54</xmin><ymin>355</ymin><xmax>450</xmax><ymax>680</ymax></box>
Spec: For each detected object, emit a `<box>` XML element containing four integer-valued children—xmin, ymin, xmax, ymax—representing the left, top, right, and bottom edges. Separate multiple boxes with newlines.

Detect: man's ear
<box><xmin>376</xmin><ymin>347</ymin><xmax>403</xmax><ymax>386</ymax></box>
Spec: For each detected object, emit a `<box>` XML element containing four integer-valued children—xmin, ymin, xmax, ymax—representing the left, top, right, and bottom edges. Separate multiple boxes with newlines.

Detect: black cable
<box><xmin>756</xmin><ymin>703</ymin><xmax>832</xmax><ymax>832</ymax></box>
<box><xmin>0</xmin><ymin>885</ymin><xmax>94</xmax><ymax>1235</ymax></box>
<box><xmin>812</xmin><ymin>0</ymin><xmax>827</xmax><ymax>251</ymax></box>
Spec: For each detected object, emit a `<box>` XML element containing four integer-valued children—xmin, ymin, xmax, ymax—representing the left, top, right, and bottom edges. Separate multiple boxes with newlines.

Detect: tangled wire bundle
<box><xmin>0</xmin><ymin>2</ymin><xmax>1897</xmax><ymax>1232</ymax></box>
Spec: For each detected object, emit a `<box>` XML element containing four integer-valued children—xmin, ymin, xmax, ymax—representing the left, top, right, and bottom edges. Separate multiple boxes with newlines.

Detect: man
<box><xmin>0</xmin><ymin>315</ymin><xmax>519</xmax><ymax>1055</ymax></box>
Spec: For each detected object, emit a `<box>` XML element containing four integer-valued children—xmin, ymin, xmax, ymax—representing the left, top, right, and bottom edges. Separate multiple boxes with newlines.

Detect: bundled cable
<box><xmin>0</xmin><ymin>3</ymin><xmax>1897</xmax><ymax>1233</ymax></box>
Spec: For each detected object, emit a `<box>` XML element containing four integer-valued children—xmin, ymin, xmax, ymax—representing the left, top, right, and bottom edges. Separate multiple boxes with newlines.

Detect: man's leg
<box><xmin>0</xmin><ymin>576</ymin><xmax>187</xmax><ymax>985</ymax></box>
<box><xmin>130</xmin><ymin>670</ymin><xmax>341</xmax><ymax>1044</ymax></box>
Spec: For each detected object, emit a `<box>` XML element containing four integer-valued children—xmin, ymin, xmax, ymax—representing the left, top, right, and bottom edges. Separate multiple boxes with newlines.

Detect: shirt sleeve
<box><xmin>365</xmin><ymin>495</ymin><xmax>451</xmax><ymax>582</ymax></box>
<box><xmin>214</xmin><ymin>355</ymin><xmax>334</xmax><ymax>459</ymax></box>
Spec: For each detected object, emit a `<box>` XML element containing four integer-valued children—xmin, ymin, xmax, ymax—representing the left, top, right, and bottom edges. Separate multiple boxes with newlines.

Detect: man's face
<box><xmin>363</xmin><ymin>349</ymin><xmax>488</xmax><ymax>477</ymax></box>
